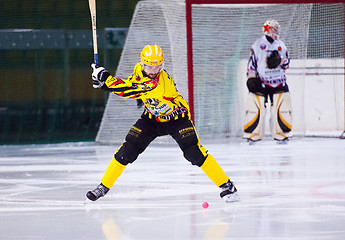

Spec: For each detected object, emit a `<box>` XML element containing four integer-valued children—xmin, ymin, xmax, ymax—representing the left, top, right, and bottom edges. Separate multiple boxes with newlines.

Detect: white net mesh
<box><xmin>190</xmin><ymin>4</ymin><xmax>312</xmax><ymax>140</ymax></box>
<box><xmin>96</xmin><ymin>0</ymin><xmax>344</xmax><ymax>144</ymax></box>
<box><xmin>96</xmin><ymin>0</ymin><xmax>187</xmax><ymax>144</ymax></box>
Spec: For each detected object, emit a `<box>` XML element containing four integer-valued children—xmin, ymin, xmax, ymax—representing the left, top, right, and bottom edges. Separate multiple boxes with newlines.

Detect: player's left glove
<box><xmin>266</xmin><ymin>50</ymin><xmax>281</xmax><ymax>69</ymax></box>
<box><xmin>91</xmin><ymin>63</ymin><xmax>111</xmax><ymax>88</ymax></box>
<box><xmin>136</xmin><ymin>99</ymin><xmax>144</xmax><ymax>108</ymax></box>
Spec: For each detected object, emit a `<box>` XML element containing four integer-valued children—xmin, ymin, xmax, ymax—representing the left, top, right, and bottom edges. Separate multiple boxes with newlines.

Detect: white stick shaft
<box><xmin>88</xmin><ymin>0</ymin><xmax>98</xmax><ymax>64</ymax></box>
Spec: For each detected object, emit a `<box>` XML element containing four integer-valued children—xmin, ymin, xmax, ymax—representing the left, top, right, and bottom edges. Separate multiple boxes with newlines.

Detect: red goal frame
<box><xmin>185</xmin><ymin>0</ymin><xmax>345</xmax><ymax>138</ymax></box>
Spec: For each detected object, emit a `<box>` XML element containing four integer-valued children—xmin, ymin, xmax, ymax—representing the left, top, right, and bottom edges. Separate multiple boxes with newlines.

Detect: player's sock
<box><xmin>200</xmin><ymin>155</ymin><xmax>229</xmax><ymax>187</ymax></box>
<box><xmin>86</xmin><ymin>183</ymin><xmax>109</xmax><ymax>201</ymax></box>
<box><xmin>219</xmin><ymin>180</ymin><xmax>239</xmax><ymax>203</ymax></box>
<box><xmin>101</xmin><ymin>157</ymin><xmax>126</xmax><ymax>188</ymax></box>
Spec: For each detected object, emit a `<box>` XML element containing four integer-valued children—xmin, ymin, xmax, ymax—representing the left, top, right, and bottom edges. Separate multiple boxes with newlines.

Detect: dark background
<box><xmin>0</xmin><ymin>0</ymin><xmax>139</xmax><ymax>144</ymax></box>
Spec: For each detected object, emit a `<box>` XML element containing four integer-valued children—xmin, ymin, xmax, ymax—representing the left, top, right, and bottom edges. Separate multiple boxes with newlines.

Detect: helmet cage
<box><xmin>263</xmin><ymin>19</ymin><xmax>280</xmax><ymax>40</ymax></box>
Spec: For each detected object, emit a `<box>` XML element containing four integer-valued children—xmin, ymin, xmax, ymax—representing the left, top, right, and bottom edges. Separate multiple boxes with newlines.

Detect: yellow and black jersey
<box><xmin>103</xmin><ymin>62</ymin><xmax>190</xmax><ymax>122</ymax></box>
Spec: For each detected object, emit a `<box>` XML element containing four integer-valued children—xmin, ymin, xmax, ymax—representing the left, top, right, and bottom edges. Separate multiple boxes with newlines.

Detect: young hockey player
<box><xmin>243</xmin><ymin>19</ymin><xmax>292</xmax><ymax>144</ymax></box>
<box><xmin>87</xmin><ymin>44</ymin><xmax>238</xmax><ymax>203</ymax></box>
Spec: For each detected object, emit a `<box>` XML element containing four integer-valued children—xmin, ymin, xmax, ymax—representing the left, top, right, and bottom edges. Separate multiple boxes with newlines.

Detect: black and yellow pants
<box><xmin>101</xmin><ymin>113</ymin><xmax>229</xmax><ymax>189</ymax></box>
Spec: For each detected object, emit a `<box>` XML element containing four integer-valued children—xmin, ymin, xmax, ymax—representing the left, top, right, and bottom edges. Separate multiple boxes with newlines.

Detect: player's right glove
<box><xmin>266</xmin><ymin>50</ymin><xmax>281</xmax><ymax>69</ymax></box>
<box><xmin>91</xmin><ymin>63</ymin><xmax>111</xmax><ymax>88</ymax></box>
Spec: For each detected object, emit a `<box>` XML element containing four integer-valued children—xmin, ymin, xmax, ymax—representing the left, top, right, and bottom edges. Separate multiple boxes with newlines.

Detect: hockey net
<box><xmin>96</xmin><ymin>0</ymin><xmax>344</xmax><ymax>144</ymax></box>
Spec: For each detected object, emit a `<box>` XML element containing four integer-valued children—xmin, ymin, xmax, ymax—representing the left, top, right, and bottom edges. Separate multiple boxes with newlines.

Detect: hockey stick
<box><xmin>88</xmin><ymin>0</ymin><xmax>98</xmax><ymax>65</ymax></box>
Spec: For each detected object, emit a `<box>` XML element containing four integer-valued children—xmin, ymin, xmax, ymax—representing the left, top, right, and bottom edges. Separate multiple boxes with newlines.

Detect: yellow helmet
<box><xmin>140</xmin><ymin>44</ymin><xmax>164</xmax><ymax>66</ymax></box>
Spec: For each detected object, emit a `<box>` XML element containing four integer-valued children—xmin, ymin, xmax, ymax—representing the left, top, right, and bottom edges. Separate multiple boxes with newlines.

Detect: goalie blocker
<box><xmin>243</xmin><ymin>79</ymin><xmax>292</xmax><ymax>142</ymax></box>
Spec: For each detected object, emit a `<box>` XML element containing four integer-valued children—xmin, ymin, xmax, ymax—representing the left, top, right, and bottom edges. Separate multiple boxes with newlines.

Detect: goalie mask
<box><xmin>263</xmin><ymin>19</ymin><xmax>280</xmax><ymax>40</ymax></box>
<box><xmin>140</xmin><ymin>44</ymin><xmax>164</xmax><ymax>79</ymax></box>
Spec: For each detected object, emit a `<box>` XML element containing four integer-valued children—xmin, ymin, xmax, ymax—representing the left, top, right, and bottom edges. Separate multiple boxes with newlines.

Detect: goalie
<box><xmin>243</xmin><ymin>19</ymin><xmax>292</xmax><ymax>143</ymax></box>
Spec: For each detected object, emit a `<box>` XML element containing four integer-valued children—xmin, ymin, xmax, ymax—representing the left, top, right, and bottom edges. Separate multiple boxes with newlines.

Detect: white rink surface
<box><xmin>0</xmin><ymin>138</ymin><xmax>345</xmax><ymax>240</ymax></box>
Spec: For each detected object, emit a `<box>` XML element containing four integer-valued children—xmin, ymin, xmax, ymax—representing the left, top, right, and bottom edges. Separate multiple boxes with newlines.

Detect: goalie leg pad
<box><xmin>272</xmin><ymin>92</ymin><xmax>293</xmax><ymax>140</ymax></box>
<box><xmin>243</xmin><ymin>92</ymin><xmax>266</xmax><ymax>141</ymax></box>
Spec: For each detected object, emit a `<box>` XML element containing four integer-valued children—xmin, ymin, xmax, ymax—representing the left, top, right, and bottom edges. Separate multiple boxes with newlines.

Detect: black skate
<box><xmin>86</xmin><ymin>183</ymin><xmax>109</xmax><ymax>201</ymax></box>
<box><xmin>220</xmin><ymin>180</ymin><xmax>239</xmax><ymax>203</ymax></box>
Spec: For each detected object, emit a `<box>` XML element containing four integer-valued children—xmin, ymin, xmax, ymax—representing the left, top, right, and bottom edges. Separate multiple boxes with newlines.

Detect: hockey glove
<box><xmin>266</xmin><ymin>50</ymin><xmax>281</xmax><ymax>69</ymax></box>
<box><xmin>91</xmin><ymin>63</ymin><xmax>111</xmax><ymax>88</ymax></box>
<box><xmin>247</xmin><ymin>77</ymin><xmax>265</xmax><ymax>96</ymax></box>
<box><xmin>136</xmin><ymin>99</ymin><xmax>144</xmax><ymax>108</ymax></box>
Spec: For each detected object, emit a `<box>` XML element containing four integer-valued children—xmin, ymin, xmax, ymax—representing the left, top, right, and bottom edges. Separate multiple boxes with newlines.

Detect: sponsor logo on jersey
<box><xmin>139</xmin><ymin>78</ymin><xmax>159</xmax><ymax>90</ymax></box>
<box><xmin>147</xmin><ymin>102</ymin><xmax>172</xmax><ymax>116</ymax></box>
<box><xmin>146</xmin><ymin>98</ymin><xmax>160</xmax><ymax>106</ymax></box>
<box><xmin>156</xmin><ymin>107</ymin><xmax>188</xmax><ymax>121</ymax></box>
<box><xmin>262</xmin><ymin>77</ymin><xmax>286</xmax><ymax>85</ymax></box>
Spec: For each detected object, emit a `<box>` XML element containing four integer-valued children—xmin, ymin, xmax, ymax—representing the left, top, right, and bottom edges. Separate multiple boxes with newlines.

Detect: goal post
<box><xmin>96</xmin><ymin>0</ymin><xmax>344</xmax><ymax>144</ymax></box>
<box><xmin>185</xmin><ymin>0</ymin><xmax>345</xmax><ymax>140</ymax></box>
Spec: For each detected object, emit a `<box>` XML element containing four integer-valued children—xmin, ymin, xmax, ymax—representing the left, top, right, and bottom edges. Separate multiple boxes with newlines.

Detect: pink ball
<box><xmin>202</xmin><ymin>202</ymin><xmax>209</xmax><ymax>209</ymax></box>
